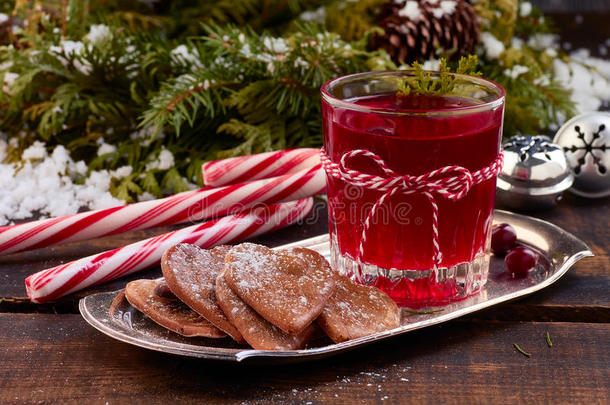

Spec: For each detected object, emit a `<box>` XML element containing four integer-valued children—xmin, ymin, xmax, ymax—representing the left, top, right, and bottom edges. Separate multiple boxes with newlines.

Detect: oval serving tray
<box><xmin>80</xmin><ymin>210</ymin><xmax>592</xmax><ymax>364</ymax></box>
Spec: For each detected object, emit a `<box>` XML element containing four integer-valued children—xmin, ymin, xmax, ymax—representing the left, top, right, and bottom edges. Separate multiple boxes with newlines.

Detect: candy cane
<box><xmin>25</xmin><ymin>198</ymin><xmax>313</xmax><ymax>303</ymax></box>
<box><xmin>0</xmin><ymin>164</ymin><xmax>325</xmax><ymax>255</ymax></box>
<box><xmin>202</xmin><ymin>148</ymin><xmax>320</xmax><ymax>187</ymax></box>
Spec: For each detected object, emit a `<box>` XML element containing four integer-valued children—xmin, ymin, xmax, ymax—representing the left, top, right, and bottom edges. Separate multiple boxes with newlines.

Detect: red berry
<box><xmin>505</xmin><ymin>246</ymin><xmax>538</xmax><ymax>277</ymax></box>
<box><xmin>491</xmin><ymin>223</ymin><xmax>517</xmax><ymax>255</ymax></box>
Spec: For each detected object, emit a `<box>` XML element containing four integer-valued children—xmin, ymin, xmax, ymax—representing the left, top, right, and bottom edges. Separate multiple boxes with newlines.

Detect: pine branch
<box><xmin>141</xmin><ymin>23</ymin><xmax>394</xmax><ymax>154</ymax></box>
<box><xmin>0</xmin><ymin>0</ymin><xmax>595</xmax><ymax>205</ymax></box>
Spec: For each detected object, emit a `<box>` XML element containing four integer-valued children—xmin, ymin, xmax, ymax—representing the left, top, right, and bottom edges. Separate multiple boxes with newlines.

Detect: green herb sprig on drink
<box><xmin>396</xmin><ymin>55</ymin><xmax>481</xmax><ymax>97</ymax></box>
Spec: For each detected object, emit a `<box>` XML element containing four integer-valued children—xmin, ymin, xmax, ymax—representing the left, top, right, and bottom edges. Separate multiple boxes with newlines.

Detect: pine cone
<box><xmin>371</xmin><ymin>0</ymin><xmax>480</xmax><ymax>65</ymax></box>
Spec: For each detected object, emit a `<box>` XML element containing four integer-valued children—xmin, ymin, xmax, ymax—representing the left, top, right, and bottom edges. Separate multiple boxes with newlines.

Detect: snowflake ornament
<box><xmin>503</xmin><ymin>135</ymin><xmax>560</xmax><ymax>162</ymax></box>
<box><xmin>554</xmin><ymin>112</ymin><xmax>610</xmax><ymax>198</ymax></box>
<box><xmin>563</xmin><ymin>124</ymin><xmax>607</xmax><ymax>174</ymax></box>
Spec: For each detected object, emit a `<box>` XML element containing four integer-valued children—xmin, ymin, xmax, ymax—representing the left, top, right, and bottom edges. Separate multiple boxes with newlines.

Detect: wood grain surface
<box><xmin>1</xmin><ymin>314</ymin><xmax>608</xmax><ymax>404</ymax></box>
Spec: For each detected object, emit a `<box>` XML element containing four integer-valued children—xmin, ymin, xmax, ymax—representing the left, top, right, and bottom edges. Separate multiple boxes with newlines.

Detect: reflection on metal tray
<box><xmin>79</xmin><ymin>210</ymin><xmax>592</xmax><ymax>364</ymax></box>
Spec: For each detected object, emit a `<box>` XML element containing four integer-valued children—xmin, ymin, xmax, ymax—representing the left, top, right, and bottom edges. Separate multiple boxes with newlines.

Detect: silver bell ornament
<box><xmin>496</xmin><ymin>135</ymin><xmax>574</xmax><ymax>210</ymax></box>
<box><xmin>553</xmin><ymin>112</ymin><xmax>610</xmax><ymax>198</ymax></box>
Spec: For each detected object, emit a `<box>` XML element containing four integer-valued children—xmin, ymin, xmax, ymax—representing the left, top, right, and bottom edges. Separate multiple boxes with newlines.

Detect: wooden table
<box><xmin>0</xmin><ymin>193</ymin><xmax>608</xmax><ymax>404</ymax></box>
<box><xmin>2</xmin><ymin>11</ymin><xmax>610</xmax><ymax>405</ymax></box>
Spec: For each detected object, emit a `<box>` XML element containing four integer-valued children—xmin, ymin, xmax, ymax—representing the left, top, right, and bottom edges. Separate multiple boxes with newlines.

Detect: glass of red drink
<box><xmin>321</xmin><ymin>71</ymin><xmax>505</xmax><ymax>308</ymax></box>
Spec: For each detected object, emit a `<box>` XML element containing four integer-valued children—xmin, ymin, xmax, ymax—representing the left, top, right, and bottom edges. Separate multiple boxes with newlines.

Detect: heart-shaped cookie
<box><xmin>215</xmin><ymin>271</ymin><xmax>317</xmax><ymax>350</ymax></box>
<box><xmin>161</xmin><ymin>243</ymin><xmax>244</xmax><ymax>343</ymax></box>
<box><xmin>125</xmin><ymin>279</ymin><xmax>225</xmax><ymax>338</ymax></box>
<box><xmin>225</xmin><ymin>243</ymin><xmax>336</xmax><ymax>334</ymax></box>
<box><xmin>317</xmin><ymin>275</ymin><xmax>401</xmax><ymax>343</ymax></box>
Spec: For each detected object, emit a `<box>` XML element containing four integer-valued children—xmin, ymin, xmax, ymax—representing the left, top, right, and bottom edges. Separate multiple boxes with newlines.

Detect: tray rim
<box><xmin>79</xmin><ymin>209</ymin><xmax>593</xmax><ymax>363</ymax></box>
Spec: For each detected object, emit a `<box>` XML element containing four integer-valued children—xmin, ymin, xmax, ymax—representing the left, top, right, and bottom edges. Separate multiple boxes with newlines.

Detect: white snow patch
<box><xmin>170</xmin><ymin>45</ymin><xmax>203</xmax><ymax>69</ymax></box>
<box><xmin>503</xmin><ymin>64</ymin><xmax>529</xmax><ymax>79</ymax></box>
<box><xmin>398</xmin><ymin>1</ymin><xmax>422</xmax><ymax>20</ymax></box>
<box><xmin>299</xmin><ymin>7</ymin><xmax>326</xmax><ymax>24</ymax></box>
<box><xmin>49</xmin><ymin>40</ymin><xmax>92</xmax><ymax>75</ymax></box>
<box><xmin>528</xmin><ymin>33</ymin><xmax>558</xmax><ymax>51</ymax></box>
<box><xmin>97</xmin><ymin>142</ymin><xmax>117</xmax><ymax>156</ymax></box>
<box><xmin>2</xmin><ymin>72</ymin><xmax>18</xmax><ymax>95</ymax></box>
<box><xmin>430</xmin><ymin>1</ymin><xmax>456</xmax><ymax>18</ymax></box>
<box><xmin>86</xmin><ymin>24</ymin><xmax>111</xmax><ymax>44</ymax></box>
<box><xmin>421</xmin><ymin>58</ymin><xmax>441</xmax><ymax>71</ymax></box>
<box><xmin>519</xmin><ymin>2</ymin><xmax>532</xmax><ymax>17</ymax></box>
<box><xmin>263</xmin><ymin>37</ymin><xmax>289</xmax><ymax>54</ymax></box>
<box><xmin>110</xmin><ymin>165</ymin><xmax>132</xmax><ymax>179</ymax></box>
<box><xmin>145</xmin><ymin>148</ymin><xmax>174</xmax><ymax>171</ymax></box>
<box><xmin>480</xmin><ymin>32</ymin><xmax>505</xmax><ymax>59</ymax></box>
<box><xmin>0</xmin><ymin>143</ymin><xmax>124</xmax><ymax>225</ymax></box>
<box><xmin>554</xmin><ymin>49</ymin><xmax>610</xmax><ymax>114</ymax></box>
<box><xmin>21</xmin><ymin>141</ymin><xmax>47</xmax><ymax>160</ymax></box>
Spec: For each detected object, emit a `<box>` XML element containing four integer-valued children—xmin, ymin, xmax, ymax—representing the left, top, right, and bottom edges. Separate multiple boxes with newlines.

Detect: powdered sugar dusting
<box><xmin>319</xmin><ymin>276</ymin><xmax>400</xmax><ymax>342</ymax></box>
<box><xmin>168</xmin><ymin>244</ymin><xmax>218</xmax><ymax>293</ymax></box>
<box><xmin>162</xmin><ymin>244</ymin><xmax>244</xmax><ymax>341</ymax></box>
<box><xmin>216</xmin><ymin>271</ymin><xmax>313</xmax><ymax>350</ymax></box>
<box><xmin>226</xmin><ymin>243</ymin><xmax>336</xmax><ymax>333</ymax></box>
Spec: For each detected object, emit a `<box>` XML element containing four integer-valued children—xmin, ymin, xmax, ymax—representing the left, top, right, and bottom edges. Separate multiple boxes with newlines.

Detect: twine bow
<box><xmin>320</xmin><ymin>148</ymin><xmax>503</xmax><ymax>271</ymax></box>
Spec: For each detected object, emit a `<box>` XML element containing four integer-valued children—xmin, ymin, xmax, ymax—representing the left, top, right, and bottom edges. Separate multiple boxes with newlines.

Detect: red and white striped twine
<box><xmin>320</xmin><ymin>148</ymin><xmax>503</xmax><ymax>269</ymax></box>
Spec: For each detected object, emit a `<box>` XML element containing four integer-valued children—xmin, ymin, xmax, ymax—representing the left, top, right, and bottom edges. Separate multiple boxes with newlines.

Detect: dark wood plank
<box><xmin>0</xmin><ymin>314</ymin><xmax>607</xmax><ymax>404</ymax></box>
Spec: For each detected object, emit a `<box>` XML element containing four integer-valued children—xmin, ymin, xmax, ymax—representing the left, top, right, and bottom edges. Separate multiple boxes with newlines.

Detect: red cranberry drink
<box><xmin>321</xmin><ymin>71</ymin><xmax>505</xmax><ymax>308</ymax></box>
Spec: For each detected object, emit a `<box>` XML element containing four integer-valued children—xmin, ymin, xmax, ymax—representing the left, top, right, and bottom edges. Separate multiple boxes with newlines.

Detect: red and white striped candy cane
<box><xmin>0</xmin><ymin>165</ymin><xmax>325</xmax><ymax>255</ymax></box>
<box><xmin>25</xmin><ymin>198</ymin><xmax>313</xmax><ymax>303</ymax></box>
<box><xmin>320</xmin><ymin>148</ymin><xmax>503</xmax><ymax>271</ymax></box>
<box><xmin>202</xmin><ymin>148</ymin><xmax>320</xmax><ymax>187</ymax></box>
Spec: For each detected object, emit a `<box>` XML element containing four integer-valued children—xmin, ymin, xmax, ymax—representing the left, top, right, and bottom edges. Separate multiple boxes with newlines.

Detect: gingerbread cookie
<box><xmin>124</xmin><ymin>279</ymin><xmax>225</xmax><ymax>338</ymax></box>
<box><xmin>225</xmin><ymin>243</ymin><xmax>336</xmax><ymax>334</ymax></box>
<box><xmin>317</xmin><ymin>275</ymin><xmax>401</xmax><ymax>343</ymax></box>
<box><xmin>215</xmin><ymin>271</ymin><xmax>317</xmax><ymax>350</ymax></box>
<box><xmin>161</xmin><ymin>243</ymin><xmax>244</xmax><ymax>343</ymax></box>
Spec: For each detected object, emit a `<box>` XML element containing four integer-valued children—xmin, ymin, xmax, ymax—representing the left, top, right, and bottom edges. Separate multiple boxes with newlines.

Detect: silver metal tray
<box><xmin>80</xmin><ymin>210</ymin><xmax>592</xmax><ymax>363</ymax></box>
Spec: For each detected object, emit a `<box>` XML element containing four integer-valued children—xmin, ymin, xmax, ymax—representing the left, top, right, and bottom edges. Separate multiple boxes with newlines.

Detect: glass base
<box><xmin>330</xmin><ymin>235</ymin><xmax>490</xmax><ymax>309</ymax></box>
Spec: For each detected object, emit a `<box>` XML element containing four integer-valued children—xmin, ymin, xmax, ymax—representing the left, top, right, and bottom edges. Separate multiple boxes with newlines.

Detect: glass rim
<box><xmin>320</xmin><ymin>70</ymin><xmax>506</xmax><ymax>116</ymax></box>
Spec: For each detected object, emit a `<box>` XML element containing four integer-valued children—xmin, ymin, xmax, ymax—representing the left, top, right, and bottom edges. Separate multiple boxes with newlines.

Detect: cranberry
<box><xmin>505</xmin><ymin>246</ymin><xmax>538</xmax><ymax>277</ymax></box>
<box><xmin>491</xmin><ymin>223</ymin><xmax>517</xmax><ymax>255</ymax></box>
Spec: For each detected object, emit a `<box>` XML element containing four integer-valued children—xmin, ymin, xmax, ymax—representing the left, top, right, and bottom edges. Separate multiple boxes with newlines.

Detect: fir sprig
<box><xmin>142</xmin><ymin>23</ymin><xmax>394</xmax><ymax>159</ymax></box>
<box><xmin>0</xmin><ymin>0</ymin><xmax>596</xmax><ymax>205</ymax></box>
<box><xmin>397</xmin><ymin>55</ymin><xmax>481</xmax><ymax>97</ymax></box>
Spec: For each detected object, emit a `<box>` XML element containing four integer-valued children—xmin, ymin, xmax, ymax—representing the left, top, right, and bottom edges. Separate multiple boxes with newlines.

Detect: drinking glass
<box><xmin>321</xmin><ymin>71</ymin><xmax>505</xmax><ymax>308</ymax></box>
